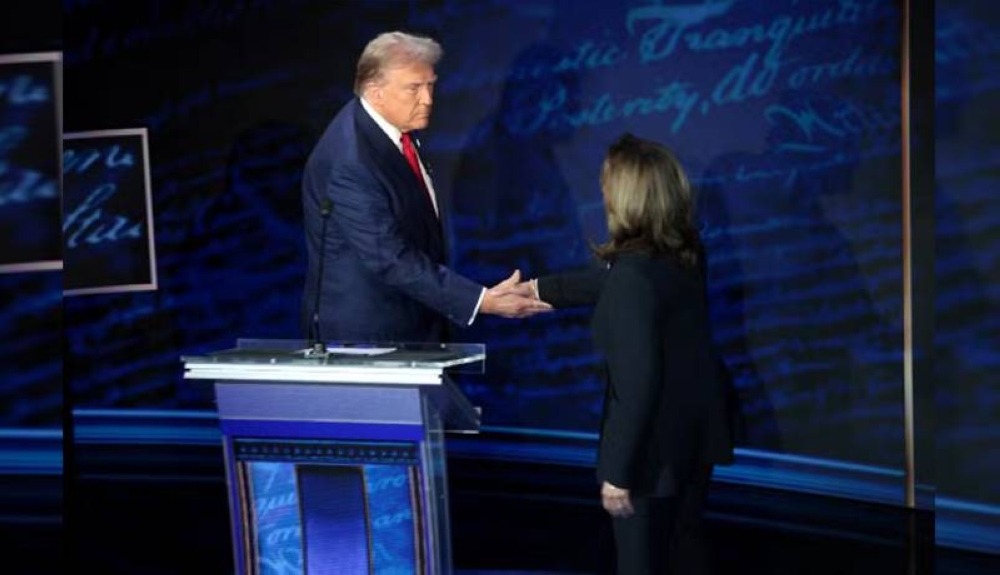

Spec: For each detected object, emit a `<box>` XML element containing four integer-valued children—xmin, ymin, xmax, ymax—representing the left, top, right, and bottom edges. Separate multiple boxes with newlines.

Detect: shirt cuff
<box><xmin>468</xmin><ymin>287</ymin><xmax>486</xmax><ymax>325</ymax></box>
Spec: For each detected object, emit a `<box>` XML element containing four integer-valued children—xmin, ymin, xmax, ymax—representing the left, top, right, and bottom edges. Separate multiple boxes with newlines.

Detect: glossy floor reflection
<box><xmin>448</xmin><ymin>458</ymin><xmax>941</xmax><ymax>575</ymax></box>
<box><xmin>51</xmin><ymin>445</ymin><xmax>1000</xmax><ymax>574</ymax></box>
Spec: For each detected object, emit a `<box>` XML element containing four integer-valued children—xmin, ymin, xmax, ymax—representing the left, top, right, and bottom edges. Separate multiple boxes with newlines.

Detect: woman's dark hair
<box><xmin>594</xmin><ymin>133</ymin><xmax>700</xmax><ymax>266</ymax></box>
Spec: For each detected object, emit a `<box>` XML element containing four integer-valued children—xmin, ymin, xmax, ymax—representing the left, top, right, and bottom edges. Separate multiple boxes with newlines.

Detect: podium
<box><xmin>182</xmin><ymin>339</ymin><xmax>484</xmax><ymax>575</ymax></box>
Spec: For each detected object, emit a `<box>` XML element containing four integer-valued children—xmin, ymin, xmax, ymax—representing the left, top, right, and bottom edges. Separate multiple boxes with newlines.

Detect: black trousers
<box><xmin>611</xmin><ymin>465</ymin><xmax>715</xmax><ymax>575</ymax></box>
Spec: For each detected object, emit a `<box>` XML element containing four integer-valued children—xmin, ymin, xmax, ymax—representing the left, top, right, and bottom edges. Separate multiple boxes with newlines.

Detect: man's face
<box><xmin>369</xmin><ymin>61</ymin><xmax>436</xmax><ymax>133</ymax></box>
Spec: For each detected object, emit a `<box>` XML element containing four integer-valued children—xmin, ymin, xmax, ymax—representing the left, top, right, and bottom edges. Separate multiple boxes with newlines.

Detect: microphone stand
<box><xmin>307</xmin><ymin>198</ymin><xmax>333</xmax><ymax>357</ymax></box>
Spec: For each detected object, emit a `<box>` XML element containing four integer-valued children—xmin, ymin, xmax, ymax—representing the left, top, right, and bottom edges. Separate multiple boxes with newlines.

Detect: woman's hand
<box><xmin>601</xmin><ymin>481</ymin><xmax>634</xmax><ymax>518</ymax></box>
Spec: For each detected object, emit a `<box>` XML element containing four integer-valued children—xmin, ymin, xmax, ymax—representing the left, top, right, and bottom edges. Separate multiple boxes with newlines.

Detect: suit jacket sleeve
<box><xmin>329</xmin><ymin>162</ymin><xmax>483</xmax><ymax>325</ymax></box>
<box><xmin>596</xmin><ymin>266</ymin><xmax>663</xmax><ymax>488</ymax></box>
<box><xmin>537</xmin><ymin>265</ymin><xmax>608</xmax><ymax>308</ymax></box>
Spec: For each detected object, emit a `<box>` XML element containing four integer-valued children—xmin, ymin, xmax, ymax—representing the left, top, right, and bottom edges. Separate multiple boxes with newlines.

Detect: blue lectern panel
<box><xmin>241</xmin><ymin>441</ymin><xmax>424</xmax><ymax>575</ymax></box>
<box><xmin>365</xmin><ymin>465</ymin><xmax>421</xmax><ymax>575</ymax></box>
<box><xmin>298</xmin><ymin>465</ymin><xmax>370</xmax><ymax>575</ymax></box>
<box><xmin>247</xmin><ymin>462</ymin><xmax>303</xmax><ymax>575</ymax></box>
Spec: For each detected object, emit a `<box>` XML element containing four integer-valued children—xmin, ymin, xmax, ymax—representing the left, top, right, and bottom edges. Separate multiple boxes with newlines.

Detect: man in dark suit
<box><xmin>301</xmin><ymin>31</ymin><xmax>549</xmax><ymax>343</ymax></box>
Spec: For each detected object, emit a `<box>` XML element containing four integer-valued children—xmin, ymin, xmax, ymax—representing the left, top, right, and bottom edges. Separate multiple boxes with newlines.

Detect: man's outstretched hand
<box><xmin>480</xmin><ymin>270</ymin><xmax>553</xmax><ymax>319</ymax></box>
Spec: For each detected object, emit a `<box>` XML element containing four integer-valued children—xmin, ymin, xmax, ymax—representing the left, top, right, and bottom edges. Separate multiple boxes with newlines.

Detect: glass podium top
<box><xmin>181</xmin><ymin>339</ymin><xmax>486</xmax><ymax>372</ymax></box>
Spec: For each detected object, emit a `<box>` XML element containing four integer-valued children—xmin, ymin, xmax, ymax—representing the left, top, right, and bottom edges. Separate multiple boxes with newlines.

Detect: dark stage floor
<box><xmin>5</xmin><ymin>440</ymin><xmax>998</xmax><ymax>574</ymax></box>
<box><xmin>21</xmin><ymin>444</ymin><xmax>986</xmax><ymax>575</ymax></box>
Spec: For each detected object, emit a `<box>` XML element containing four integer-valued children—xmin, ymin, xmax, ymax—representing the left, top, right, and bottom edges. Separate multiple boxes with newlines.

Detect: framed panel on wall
<box><xmin>0</xmin><ymin>52</ymin><xmax>62</xmax><ymax>273</ymax></box>
<box><xmin>63</xmin><ymin>128</ymin><xmax>158</xmax><ymax>295</ymax></box>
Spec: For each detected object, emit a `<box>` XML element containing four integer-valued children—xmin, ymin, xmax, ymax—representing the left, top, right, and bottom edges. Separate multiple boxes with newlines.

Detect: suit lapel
<box><xmin>352</xmin><ymin>100</ymin><xmax>416</xmax><ymax>190</ymax></box>
<box><xmin>351</xmin><ymin>100</ymin><xmax>443</xmax><ymax>252</ymax></box>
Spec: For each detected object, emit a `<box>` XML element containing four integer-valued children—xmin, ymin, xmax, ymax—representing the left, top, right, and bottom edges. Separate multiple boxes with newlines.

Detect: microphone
<box><xmin>308</xmin><ymin>197</ymin><xmax>333</xmax><ymax>357</ymax></box>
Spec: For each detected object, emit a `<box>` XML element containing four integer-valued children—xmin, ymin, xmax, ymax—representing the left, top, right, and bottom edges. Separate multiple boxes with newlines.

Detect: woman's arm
<box><xmin>595</xmin><ymin>267</ymin><xmax>663</xmax><ymax>488</ymax></box>
<box><xmin>534</xmin><ymin>265</ymin><xmax>609</xmax><ymax>308</ymax></box>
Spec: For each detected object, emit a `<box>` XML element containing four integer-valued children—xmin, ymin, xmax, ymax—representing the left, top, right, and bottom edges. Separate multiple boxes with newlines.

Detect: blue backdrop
<box><xmin>934</xmin><ymin>0</ymin><xmax>1000</xmax><ymax>505</ymax></box>
<box><xmin>44</xmin><ymin>0</ymin><xmax>999</xmax><ymax>520</ymax></box>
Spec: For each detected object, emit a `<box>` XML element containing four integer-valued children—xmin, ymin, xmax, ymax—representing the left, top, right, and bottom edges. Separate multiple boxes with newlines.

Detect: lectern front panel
<box><xmin>186</xmin><ymin>343</ymin><xmax>482</xmax><ymax>575</ymax></box>
<box><xmin>237</xmin><ymin>440</ymin><xmax>425</xmax><ymax>575</ymax></box>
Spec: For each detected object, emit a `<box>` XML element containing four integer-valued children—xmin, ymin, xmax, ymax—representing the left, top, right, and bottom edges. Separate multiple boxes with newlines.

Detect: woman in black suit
<box><xmin>532</xmin><ymin>134</ymin><xmax>735</xmax><ymax>574</ymax></box>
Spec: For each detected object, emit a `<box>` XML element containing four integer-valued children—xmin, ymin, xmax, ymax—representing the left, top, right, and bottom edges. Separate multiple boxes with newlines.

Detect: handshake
<box><xmin>480</xmin><ymin>270</ymin><xmax>552</xmax><ymax>319</ymax></box>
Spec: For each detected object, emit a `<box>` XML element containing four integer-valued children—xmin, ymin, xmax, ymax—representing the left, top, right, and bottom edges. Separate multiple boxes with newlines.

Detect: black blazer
<box><xmin>539</xmin><ymin>252</ymin><xmax>734</xmax><ymax>496</ymax></box>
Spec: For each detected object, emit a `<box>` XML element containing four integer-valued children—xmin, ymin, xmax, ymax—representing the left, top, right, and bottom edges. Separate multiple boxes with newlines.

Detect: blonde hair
<box><xmin>595</xmin><ymin>133</ymin><xmax>699</xmax><ymax>266</ymax></box>
<box><xmin>354</xmin><ymin>31</ymin><xmax>442</xmax><ymax>96</ymax></box>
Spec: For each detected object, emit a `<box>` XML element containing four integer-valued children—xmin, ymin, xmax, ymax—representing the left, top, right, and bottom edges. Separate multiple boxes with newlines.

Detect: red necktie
<box><xmin>400</xmin><ymin>132</ymin><xmax>435</xmax><ymax>214</ymax></box>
